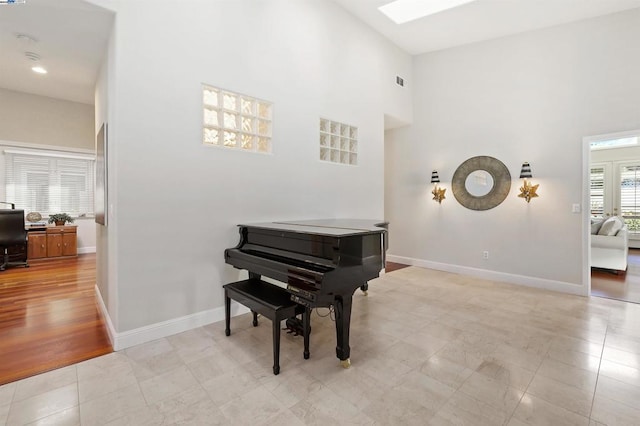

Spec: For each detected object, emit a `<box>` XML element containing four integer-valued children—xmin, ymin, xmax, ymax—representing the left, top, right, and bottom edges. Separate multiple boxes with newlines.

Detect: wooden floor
<box><xmin>591</xmin><ymin>248</ymin><xmax>640</xmax><ymax>304</ymax></box>
<box><xmin>385</xmin><ymin>261</ymin><xmax>410</xmax><ymax>273</ymax></box>
<box><xmin>0</xmin><ymin>253</ymin><xmax>111</xmax><ymax>386</ymax></box>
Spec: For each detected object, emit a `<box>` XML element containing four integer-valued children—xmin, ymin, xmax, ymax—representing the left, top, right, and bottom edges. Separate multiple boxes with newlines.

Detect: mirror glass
<box><xmin>464</xmin><ymin>170</ymin><xmax>494</xmax><ymax>197</ymax></box>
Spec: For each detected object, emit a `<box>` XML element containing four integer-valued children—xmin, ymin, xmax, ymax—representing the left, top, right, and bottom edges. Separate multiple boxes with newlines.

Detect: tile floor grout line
<box><xmin>588</xmin><ymin>323</ymin><xmax>608</xmax><ymax>421</ymax></box>
<box><xmin>6</xmin><ymin>265</ymin><xmax>640</xmax><ymax>425</ymax></box>
<box><xmin>503</xmin><ymin>333</ymin><xmax>553</xmax><ymax>425</ymax></box>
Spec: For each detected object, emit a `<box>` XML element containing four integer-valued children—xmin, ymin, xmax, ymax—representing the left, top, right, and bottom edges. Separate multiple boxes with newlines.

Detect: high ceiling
<box><xmin>1</xmin><ymin>1</ymin><xmax>640</xmax><ymax>106</ymax></box>
<box><xmin>333</xmin><ymin>0</ymin><xmax>640</xmax><ymax>55</ymax></box>
<box><xmin>0</xmin><ymin>0</ymin><xmax>113</xmax><ymax>105</ymax></box>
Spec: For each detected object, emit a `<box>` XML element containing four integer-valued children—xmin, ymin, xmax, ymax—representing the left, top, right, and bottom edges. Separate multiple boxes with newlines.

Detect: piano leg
<box><xmin>334</xmin><ymin>295</ymin><xmax>353</xmax><ymax>368</ymax></box>
<box><xmin>252</xmin><ymin>311</ymin><xmax>258</xmax><ymax>327</ymax></box>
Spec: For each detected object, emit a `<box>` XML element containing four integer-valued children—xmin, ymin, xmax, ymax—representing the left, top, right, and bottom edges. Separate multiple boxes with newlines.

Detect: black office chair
<box><xmin>0</xmin><ymin>208</ymin><xmax>29</xmax><ymax>271</ymax></box>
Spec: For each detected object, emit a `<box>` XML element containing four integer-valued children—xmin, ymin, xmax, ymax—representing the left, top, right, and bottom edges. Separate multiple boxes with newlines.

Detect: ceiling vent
<box><xmin>25</xmin><ymin>52</ymin><xmax>41</xmax><ymax>62</ymax></box>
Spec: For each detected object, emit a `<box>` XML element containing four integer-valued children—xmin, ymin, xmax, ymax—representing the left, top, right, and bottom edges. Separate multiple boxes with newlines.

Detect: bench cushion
<box><xmin>224</xmin><ymin>278</ymin><xmax>295</xmax><ymax>312</ymax></box>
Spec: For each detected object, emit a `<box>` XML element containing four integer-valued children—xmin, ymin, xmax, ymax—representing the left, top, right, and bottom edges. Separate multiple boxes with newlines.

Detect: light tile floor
<box><xmin>2</xmin><ymin>266</ymin><xmax>640</xmax><ymax>425</ymax></box>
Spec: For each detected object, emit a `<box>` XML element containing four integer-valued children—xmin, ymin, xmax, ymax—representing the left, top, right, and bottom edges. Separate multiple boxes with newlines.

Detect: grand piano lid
<box><xmin>237</xmin><ymin>219</ymin><xmax>387</xmax><ymax>237</ymax></box>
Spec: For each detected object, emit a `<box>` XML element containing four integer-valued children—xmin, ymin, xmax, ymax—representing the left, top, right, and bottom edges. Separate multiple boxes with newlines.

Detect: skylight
<box><xmin>378</xmin><ymin>0</ymin><xmax>477</xmax><ymax>24</ymax></box>
<box><xmin>590</xmin><ymin>136</ymin><xmax>639</xmax><ymax>150</ymax></box>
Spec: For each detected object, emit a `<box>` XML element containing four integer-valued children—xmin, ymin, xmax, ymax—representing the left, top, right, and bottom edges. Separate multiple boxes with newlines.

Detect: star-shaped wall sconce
<box><xmin>432</xmin><ymin>186</ymin><xmax>446</xmax><ymax>204</ymax></box>
<box><xmin>518</xmin><ymin>179</ymin><xmax>539</xmax><ymax>203</ymax></box>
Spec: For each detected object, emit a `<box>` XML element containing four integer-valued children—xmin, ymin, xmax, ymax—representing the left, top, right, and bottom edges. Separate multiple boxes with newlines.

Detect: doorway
<box><xmin>587</xmin><ymin>130</ymin><xmax>640</xmax><ymax>303</ymax></box>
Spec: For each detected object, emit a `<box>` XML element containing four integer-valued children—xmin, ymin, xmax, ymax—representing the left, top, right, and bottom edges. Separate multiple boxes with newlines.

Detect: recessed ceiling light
<box><xmin>25</xmin><ymin>52</ymin><xmax>47</xmax><ymax>74</ymax></box>
<box><xmin>379</xmin><ymin>0</ymin><xmax>477</xmax><ymax>24</ymax></box>
<box><xmin>32</xmin><ymin>66</ymin><xmax>47</xmax><ymax>74</ymax></box>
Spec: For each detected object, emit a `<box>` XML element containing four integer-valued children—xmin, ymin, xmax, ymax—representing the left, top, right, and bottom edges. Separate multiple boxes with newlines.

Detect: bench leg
<box><xmin>303</xmin><ymin>308</ymin><xmax>311</xmax><ymax>359</ymax></box>
<box><xmin>252</xmin><ymin>310</ymin><xmax>258</xmax><ymax>327</ymax></box>
<box><xmin>273</xmin><ymin>320</ymin><xmax>281</xmax><ymax>375</ymax></box>
<box><xmin>224</xmin><ymin>290</ymin><xmax>231</xmax><ymax>337</ymax></box>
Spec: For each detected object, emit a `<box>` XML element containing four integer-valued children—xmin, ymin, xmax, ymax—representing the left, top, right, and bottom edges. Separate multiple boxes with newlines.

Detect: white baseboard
<box><xmin>93</xmin><ymin>254</ymin><xmax>583</xmax><ymax>353</ymax></box>
<box><xmin>94</xmin><ymin>284</ymin><xmax>115</xmax><ymax>347</ymax></box>
<box><xmin>93</xmin><ymin>284</ymin><xmax>249</xmax><ymax>351</ymax></box>
<box><xmin>386</xmin><ymin>254</ymin><xmax>587</xmax><ymax>296</ymax></box>
<box><xmin>78</xmin><ymin>246</ymin><xmax>96</xmax><ymax>254</ymax></box>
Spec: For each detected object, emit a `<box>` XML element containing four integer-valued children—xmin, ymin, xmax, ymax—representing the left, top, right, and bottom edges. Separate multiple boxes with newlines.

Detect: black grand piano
<box><xmin>224</xmin><ymin>219</ymin><xmax>387</xmax><ymax>367</ymax></box>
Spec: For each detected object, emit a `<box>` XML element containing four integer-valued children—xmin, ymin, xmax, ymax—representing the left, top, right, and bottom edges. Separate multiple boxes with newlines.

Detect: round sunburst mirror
<box><xmin>452</xmin><ymin>156</ymin><xmax>511</xmax><ymax>211</ymax></box>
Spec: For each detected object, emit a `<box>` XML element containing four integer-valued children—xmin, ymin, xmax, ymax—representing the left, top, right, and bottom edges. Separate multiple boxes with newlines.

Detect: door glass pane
<box><xmin>620</xmin><ymin>164</ymin><xmax>640</xmax><ymax>234</ymax></box>
<box><xmin>590</xmin><ymin>166</ymin><xmax>605</xmax><ymax>218</ymax></box>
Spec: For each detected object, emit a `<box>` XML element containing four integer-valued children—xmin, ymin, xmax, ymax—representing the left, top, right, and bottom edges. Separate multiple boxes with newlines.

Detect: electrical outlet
<box><xmin>483</xmin><ymin>251</ymin><xmax>489</xmax><ymax>259</ymax></box>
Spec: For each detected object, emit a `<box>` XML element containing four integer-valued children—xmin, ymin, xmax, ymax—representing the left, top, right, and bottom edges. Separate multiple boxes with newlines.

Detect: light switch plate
<box><xmin>572</xmin><ymin>203</ymin><xmax>581</xmax><ymax>213</ymax></box>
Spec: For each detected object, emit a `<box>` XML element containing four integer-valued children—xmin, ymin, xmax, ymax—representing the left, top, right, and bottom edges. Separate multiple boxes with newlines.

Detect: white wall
<box><xmin>0</xmin><ymin>88</ymin><xmax>94</xmax><ymax>150</ymax></box>
<box><xmin>75</xmin><ymin>217</ymin><xmax>96</xmax><ymax>253</ymax></box>
<box><xmin>90</xmin><ymin>0</ymin><xmax>412</xmax><ymax>340</ymax></box>
<box><xmin>93</xmin><ymin>16</ymin><xmax>119</xmax><ymax>334</ymax></box>
<box><xmin>385</xmin><ymin>8</ymin><xmax>640</xmax><ymax>295</ymax></box>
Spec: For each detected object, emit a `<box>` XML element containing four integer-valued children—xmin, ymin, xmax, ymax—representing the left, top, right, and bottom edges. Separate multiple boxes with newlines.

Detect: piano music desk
<box><xmin>223</xmin><ymin>278</ymin><xmax>310</xmax><ymax>375</ymax></box>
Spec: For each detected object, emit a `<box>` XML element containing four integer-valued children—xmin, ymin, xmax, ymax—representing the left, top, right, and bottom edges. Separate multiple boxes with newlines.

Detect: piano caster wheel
<box><xmin>304</xmin><ymin>352</ymin><xmax>310</xmax><ymax>360</ymax></box>
<box><xmin>225</xmin><ymin>329</ymin><xmax>230</xmax><ymax>336</ymax></box>
<box><xmin>340</xmin><ymin>359</ymin><xmax>351</xmax><ymax>369</ymax></box>
<box><xmin>360</xmin><ymin>284</ymin><xmax>368</xmax><ymax>296</ymax></box>
<box><xmin>273</xmin><ymin>366</ymin><xmax>280</xmax><ymax>375</ymax></box>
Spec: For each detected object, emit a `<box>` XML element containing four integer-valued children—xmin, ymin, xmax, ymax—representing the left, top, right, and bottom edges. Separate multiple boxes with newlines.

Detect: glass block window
<box><xmin>202</xmin><ymin>85</ymin><xmax>272</xmax><ymax>153</ymax></box>
<box><xmin>319</xmin><ymin>118</ymin><xmax>358</xmax><ymax>165</ymax></box>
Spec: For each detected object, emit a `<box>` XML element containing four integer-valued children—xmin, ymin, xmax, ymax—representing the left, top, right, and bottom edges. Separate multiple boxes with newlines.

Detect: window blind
<box><xmin>4</xmin><ymin>150</ymin><xmax>95</xmax><ymax>216</ymax></box>
<box><xmin>620</xmin><ymin>164</ymin><xmax>640</xmax><ymax>234</ymax></box>
<box><xmin>590</xmin><ymin>166</ymin><xmax>605</xmax><ymax>217</ymax></box>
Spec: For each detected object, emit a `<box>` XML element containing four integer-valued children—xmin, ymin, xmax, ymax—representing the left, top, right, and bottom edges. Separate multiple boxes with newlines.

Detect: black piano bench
<box><xmin>223</xmin><ymin>278</ymin><xmax>310</xmax><ymax>375</ymax></box>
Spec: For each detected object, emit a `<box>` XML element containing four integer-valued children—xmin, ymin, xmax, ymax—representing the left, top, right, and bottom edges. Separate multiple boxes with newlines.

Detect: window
<box><xmin>4</xmin><ymin>149</ymin><xmax>95</xmax><ymax>217</ymax></box>
<box><xmin>202</xmin><ymin>84</ymin><xmax>273</xmax><ymax>153</ymax></box>
<box><xmin>319</xmin><ymin>118</ymin><xmax>358</xmax><ymax>165</ymax></box>
<box><xmin>590</xmin><ymin>136</ymin><xmax>638</xmax><ymax>150</ymax></box>
<box><xmin>590</xmin><ymin>165</ymin><xmax>606</xmax><ymax>217</ymax></box>
<box><xmin>619</xmin><ymin>164</ymin><xmax>640</xmax><ymax>234</ymax></box>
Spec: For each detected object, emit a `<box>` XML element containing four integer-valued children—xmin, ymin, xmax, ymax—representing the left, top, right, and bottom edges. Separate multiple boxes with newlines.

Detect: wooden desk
<box><xmin>27</xmin><ymin>225</ymin><xmax>77</xmax><ymax>260</ymax></box>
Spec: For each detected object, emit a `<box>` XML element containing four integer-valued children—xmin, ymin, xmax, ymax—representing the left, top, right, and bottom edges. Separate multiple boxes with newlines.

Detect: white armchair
<box><xmin>591</xmin><ymin>216</ymin><xmax>628</xmax><ymax>272</ymax></box>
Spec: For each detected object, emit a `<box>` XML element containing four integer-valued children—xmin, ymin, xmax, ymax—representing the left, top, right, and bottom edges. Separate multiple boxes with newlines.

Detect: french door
<box><xmin>590</xmin><ymin>163</ymin><xmax>614</xmax><ymax>218</ymax></box>
<box><xmin>591</xmin><ymin>161</ymin><xmax>640</xmax><ymax>245</ymax></box>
